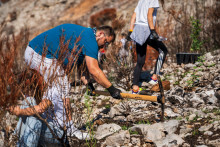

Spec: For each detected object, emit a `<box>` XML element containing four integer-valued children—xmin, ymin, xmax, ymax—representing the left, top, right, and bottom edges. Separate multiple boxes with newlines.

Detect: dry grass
<box><xmin>0</xmin><ymin>27</ymin><xmax>88</xmax><ymax>146</ymax></box>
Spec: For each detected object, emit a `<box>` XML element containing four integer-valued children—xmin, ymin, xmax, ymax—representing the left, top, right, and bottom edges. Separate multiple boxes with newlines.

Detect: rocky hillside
<box><xmin>1</xmin><ymin>50</ymin><xmax>219</xmax><ymax>147</ymax></box>
<box><xmin>0</xmin><ymin>0</ymin><xmax>219</xmax><ymax>147</ymax></box>
<box><xmin>0</xmin><ymin>0</ymin><xmax>137</xmax><ymax>39</ymax></box>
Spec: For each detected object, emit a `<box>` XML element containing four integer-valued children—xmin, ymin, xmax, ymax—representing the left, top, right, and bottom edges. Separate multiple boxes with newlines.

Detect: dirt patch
<box><xmin>69</xmin><ymin>137</ymin><xmax>102</xmax><ymax>147</ymax></box>
<box><xmin>183</xmin><ymin>118</ymin><xmax>219</xmax><ymax>147</ymax></box>
<box><xmin>59</xmin><ymin>0</ymin><xmax>101</xmax><ymax>21</ymax></box>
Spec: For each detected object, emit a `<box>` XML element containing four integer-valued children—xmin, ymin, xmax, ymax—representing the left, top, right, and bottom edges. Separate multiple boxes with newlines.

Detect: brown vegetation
<box><xmin>90</xmin><ymin>8</ymin><xmax>117</xmax><ymax>27</ymax></box>
<box><xmin>0</xmin><ymin>28</ymin><xmax>29</xmax><ymax>108</ymax></box>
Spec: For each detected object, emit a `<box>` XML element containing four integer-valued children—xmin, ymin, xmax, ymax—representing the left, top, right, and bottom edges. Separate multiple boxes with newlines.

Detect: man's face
<box><xmin>97</xmin><ymin>32</ymin><xmax>113</xmax><ymax>49</ymax></box>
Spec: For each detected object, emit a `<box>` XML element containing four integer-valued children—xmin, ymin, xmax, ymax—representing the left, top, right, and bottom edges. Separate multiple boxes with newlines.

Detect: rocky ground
<box><xmin>0</xmin><ymin>0</ymin><xmax>219</xmax><ymax>146</ymax></box>
<box><xmin>0</xmin><ymin>51</ymin><xmax>219</xmax><ymax>146</ymax></box>
<box><xmin>64</xmin><ymin>50</ymin><xmax>220</xmax><ymax>147</ymax></box>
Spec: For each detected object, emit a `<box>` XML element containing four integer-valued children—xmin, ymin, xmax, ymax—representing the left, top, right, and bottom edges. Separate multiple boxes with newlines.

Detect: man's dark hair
<box><xmin>97</xmin><ymin>26</ymin><xmax>116</xmax><ymax>43</ymax></box>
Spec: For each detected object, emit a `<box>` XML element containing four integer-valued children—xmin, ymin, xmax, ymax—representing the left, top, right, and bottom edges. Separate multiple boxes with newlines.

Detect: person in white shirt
<box><xmin>8</xmin><ymin>69</ymin><xmax>89</xmax><ymax>147</ymax></box>
<box><xmin>128</xmin><ymin>0</ymin><xmax>168</xmax><ymax>94</ymax></box>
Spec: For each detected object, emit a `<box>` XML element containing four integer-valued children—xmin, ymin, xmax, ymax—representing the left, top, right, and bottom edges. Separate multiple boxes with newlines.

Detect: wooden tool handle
<box><xmin>120</xmin><ymin>93</ymin><xmax>158</xmax><ymax>102</ymax></box>
<box><xmin>94</xmin><ymin>90</ymin><xmax>158</xmax><ymax>102</ymax></box>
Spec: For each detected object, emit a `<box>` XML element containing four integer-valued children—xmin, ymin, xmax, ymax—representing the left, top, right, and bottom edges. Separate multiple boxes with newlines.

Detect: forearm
<box><xmin>148</xmin><ymin>8</ymin><xmax>155</xmax><ymax>29</ymax></box>
<box><xmin>10</xmin><ymin>99</ymin><xmax>51</xmax><ymax>116</ymax></box>
<box><xmin>90</xmin><ymin>68</ymin><xmax>111</xmax><ymax>88</ymax></box>
<box><xmin>130</xmin><ymin>13</ymin><xmax>136</xmax><ymax>31</ymax></box>
<box><xmin>19</xmin><ymin>106</ymin><xmax>43</xmax><ymax>116</ymax></box>
<box><xmin>86</xmin><ymin>56</ymin><xmax>112</xmax><ymax>88</ymax></box>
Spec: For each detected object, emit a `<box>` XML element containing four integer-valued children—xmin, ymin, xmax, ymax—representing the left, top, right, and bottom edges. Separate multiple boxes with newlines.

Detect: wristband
<box><xmin>129</xmin><ymin>30</ymin><xmax>133</xmax><ymax>32</ymax></box>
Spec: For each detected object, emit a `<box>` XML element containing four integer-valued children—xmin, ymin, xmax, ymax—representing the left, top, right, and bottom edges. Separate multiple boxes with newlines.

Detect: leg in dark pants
<box><xmin>132</xmin><ymin>42</ymin><xmax>147</xmax><ymax>86</ymax></box>
<box><xmin>147</xmin><ymin>39</ymin><xmax>168</xmax><ymax>76</ymax></box>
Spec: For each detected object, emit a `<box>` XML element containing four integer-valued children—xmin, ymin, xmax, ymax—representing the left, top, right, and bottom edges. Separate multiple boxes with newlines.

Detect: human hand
<box><xmin>87</xmin><ymin>82</ymin><xmax>96</xmax><ymax>96</ymax></box>
<box><xmin>150</xmin><ymin>29</ymin><xmax>159</xmax><ymax>40</ymax></box>
<box><xmin>126</xmin><ymin>30</ymin><xmax>133</xmax><ymax>41</ymax></box>
<box><xmin>7</xmin><ymin>106</ymin><xmax>21</xmax><ymax>116</ymax></box>
<box><xmin>107</xmin><ymin>85</ymin><xmax>122</xmax><ymax>99</ymax></box>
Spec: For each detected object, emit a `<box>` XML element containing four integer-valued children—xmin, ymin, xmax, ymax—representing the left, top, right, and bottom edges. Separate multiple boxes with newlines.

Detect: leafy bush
<box><xmin>190</xmin><ymin>17</ymin><xmax>203</xmax><ymax>52</ymax></box>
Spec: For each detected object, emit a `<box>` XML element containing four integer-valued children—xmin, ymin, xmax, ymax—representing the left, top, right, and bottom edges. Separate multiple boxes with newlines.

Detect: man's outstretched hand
<box><xmin>107</xmin><ymin>85</ymin><xmax>122</xmax><ymax>99</ymax></box>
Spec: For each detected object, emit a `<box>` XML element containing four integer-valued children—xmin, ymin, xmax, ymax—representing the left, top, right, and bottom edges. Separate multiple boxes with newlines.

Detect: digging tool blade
<box><xmin>158</xmin><ymin>76</ymin><xmax>165</xmax><ymax>122</ymax></box>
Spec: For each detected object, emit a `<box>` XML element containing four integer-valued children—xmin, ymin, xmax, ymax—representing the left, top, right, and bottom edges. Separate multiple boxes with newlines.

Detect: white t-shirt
<box><xmin>41</xmin><ymin>76</ymin><xmax>70</xmax><ymax>127</ymax></box>
<box><xmin>134</xmin><ymin>0</ymin><xmax>160</xmax><ymax>26</ymax></box>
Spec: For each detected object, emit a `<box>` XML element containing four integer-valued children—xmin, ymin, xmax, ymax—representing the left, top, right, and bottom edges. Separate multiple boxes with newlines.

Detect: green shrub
<box><xmin>190</xmin><ymin>17</ymin><xmax>203</xmax><ymax>52</ymax></box>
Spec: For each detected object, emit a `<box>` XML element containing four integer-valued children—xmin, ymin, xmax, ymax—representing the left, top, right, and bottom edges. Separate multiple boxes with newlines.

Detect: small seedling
<box><xmin>129</xmin><ymin>129</ymin><xmax>139</xmax><ymax>135</ymax></box>
<box><xmin>122</xmin><ymin>125</ymin><xmax>128</xmax><ymax>130</ymax></box>
<box><xmin>192</xmin><ymin>128</ymin><xmax>199</xmax><ymax>136</ymax></box>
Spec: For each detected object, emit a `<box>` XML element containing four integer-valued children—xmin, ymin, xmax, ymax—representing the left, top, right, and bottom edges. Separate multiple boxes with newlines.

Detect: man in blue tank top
<box><xmin>26</xmin><ymin>24</ymin><xmax>121</xmax><ymax>98</ymax></box>
<box><xmin>24</xmin><ymin>24</ymin><xmax>122</xmax><ymax>140</ymax></box>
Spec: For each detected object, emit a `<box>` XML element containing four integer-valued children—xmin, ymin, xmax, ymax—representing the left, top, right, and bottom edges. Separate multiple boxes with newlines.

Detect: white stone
<box><xmin>109</xmin><ymin>104</ymin><xmax>126</xmax><ymax>118</ymax></box>
<box><xmin>204</xmin><ymin>131</ymin><xmax>213</xmax><ymax>136</ymax></box>
<box><xmin>189</xmin><ymin>114</ymin><xmax>196</xmax><ymax>121</ymax></box>
<box><xmin>131</xmin><ymin>137</ymin><xmax>141</xmax><ymax>146</ymax></box>
<box><xmin>105</xmin><ymin>130</ymin><xmax>130</xmax><ymax>147</ymax></box>
<box><xmin>198</xmin><ymin>124</ymin><xmax>213</xmax><ymax>132</ymax></box>
<box><xmin>165</xmin><ymin>108</ymin><xmax>180</xmax><ymax>117</ymax></box>
<box><xmin>154</xmin><ymin>134</ymin><xmax>184</xmax><ymax>147</ymax></box>
<box><xmin>95</xmin><ymin>124</ymin><xmax>121</xmax><ymax>140</ymax></box>
<box><xmin>163</xmin><ymin>120</ymin><xmax>179</xmax><ymax>134</ymax></box>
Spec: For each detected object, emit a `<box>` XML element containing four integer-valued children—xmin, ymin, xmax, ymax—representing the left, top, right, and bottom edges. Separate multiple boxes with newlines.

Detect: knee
<box><xmin>162</xmin><ymin>46</ymin><xmax>168</xmax><ymax>55</ymax></box>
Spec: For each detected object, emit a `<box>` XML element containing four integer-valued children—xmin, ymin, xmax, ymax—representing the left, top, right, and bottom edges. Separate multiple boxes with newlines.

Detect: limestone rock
<box><xmin>95</xmin><ymin>123</ymin><xmax>121</xmax><ymax>140</ymax></box>
<box><xmin>130</xmin><ymin>123</ymin><xmax>164</xmax><ymax>142</ymax></box>
<box><xmin>163</xmin><ymin>120</ymin><xmax>179</xmax><ymax>134</ymax></box>
<box><xmin>105</xmin><ymin>130</ymin><xmax>130</xmax><ymax>147</ymax></box>
<box><xmin>198</xmin><ymin>124</ymin><xmax>213</xmax><ymax>132</ymax></box>
<box><xmin>154</xmin><ymin>134</ymin><xmax>184</xmax><ymax>147</ymax></box>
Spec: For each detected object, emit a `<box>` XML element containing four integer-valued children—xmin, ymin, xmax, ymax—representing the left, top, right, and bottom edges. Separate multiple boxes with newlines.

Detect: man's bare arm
<box><xmin>85</xmin><ymin>55</ymin><xmax>111</xmax><ymax>88</ymax></box>
<box><xmin>148</xmin><ymin>8</ymin><xmax>155</xmax><ymax>29</ymax></box>
<box><xmin>130</xmin><ymin>12</ymin><xmax>136</xmax><ymax>31</ymax></box>
<box><xmin>8</xmin><ymin>99</ymin><xmax>52</xmax><ymax>116</ymax></box>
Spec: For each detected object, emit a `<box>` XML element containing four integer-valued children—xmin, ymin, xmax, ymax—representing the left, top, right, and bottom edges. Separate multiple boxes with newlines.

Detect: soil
<box><xmin>183</xmin><ymin>118</ymin><xmax>219</xmax><ymax>147</ymax></box>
